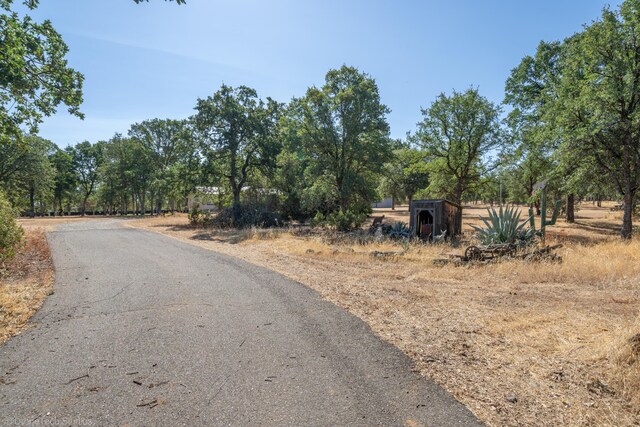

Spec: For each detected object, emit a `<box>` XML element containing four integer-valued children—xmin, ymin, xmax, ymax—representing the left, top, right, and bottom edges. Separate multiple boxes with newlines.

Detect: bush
<box><xmin>0</xmin><ymin>192</ymin><xmax>24</xmax><ymax>264</ymax></box>
<box><xmin>313</xmin><ymin>209</ymin><xmax>367</xmax><ymax>232</ymax></box>
<box><xmin>209</xmin><ymin>203</ymin><xmax>285</xmax><ymax>229</ymax></box>
<box><xmin>188</xmin><ymin>207</ymin><xmax>214</xmax><ymax>227</ymax></box>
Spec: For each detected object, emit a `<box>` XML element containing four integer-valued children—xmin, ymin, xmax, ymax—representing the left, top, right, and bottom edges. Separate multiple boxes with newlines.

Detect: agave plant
<box><xmin>388</xmin><ymin>221</ymin><xmax>411</xmax><ymax>239</ymax></box>
<box><xmin>471</xmin><ymin>205</ymin><xmax>534</xmax><ymax>246</ymax></box>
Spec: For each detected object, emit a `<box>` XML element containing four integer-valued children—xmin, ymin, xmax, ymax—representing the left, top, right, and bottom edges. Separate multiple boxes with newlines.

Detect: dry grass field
<box><xmin>129</xmin><ymin>202</ymin><xmax>640</xmax><ymax>427</ymax></box>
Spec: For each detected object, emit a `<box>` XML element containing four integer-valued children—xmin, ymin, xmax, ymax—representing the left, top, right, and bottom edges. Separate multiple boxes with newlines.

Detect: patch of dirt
<box><xmin>128</xmin><ymin>205</ymin><xmax>640</xmax><ymax>427</ymax></box>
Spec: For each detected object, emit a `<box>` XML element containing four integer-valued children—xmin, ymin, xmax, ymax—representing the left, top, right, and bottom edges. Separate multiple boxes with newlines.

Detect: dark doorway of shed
<box><xmin>417</xmin><ymin>210</ymin><xmax>434</xmax><ymax>240</ymax></box>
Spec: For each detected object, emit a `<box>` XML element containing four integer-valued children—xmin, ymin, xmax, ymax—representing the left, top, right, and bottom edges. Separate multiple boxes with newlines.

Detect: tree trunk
<box><xmin>566</xmin><ymin>194</ymin><xmax>575</xmax><ymax>223</ymax></box>
<box><xmin>232</xmin><ymin>189</ymin><xmax>242</xmax><ymax>223</ymax></box>
<box><xmin>621</xmin><ymin>133</ymin><xmax>634</xmax><ymax>240</ymax></box>
<box><xmin>621</xmin><ymin>189</ymin><xmax>634</xmax><ymax>239</ymax></box>
<box><xmin>29</xmin><ymin>185</ymin><xmax>35</xmax><ymax>217</ymax></box>
<box><xmin>391</xmin><ymin>195</ymin><xmax>395</xmax><ymax>211</ymax></box>
<box><xmin>81</xmin><ymin>195</ymin><xmax>89</xmax><ymax>217</ymax></box>
<box><xmin>454</xmin><ymin>187</ymin><xmax>463</xmax><ymax>236</ymax></box>
<box><xmin>157</xmin><ymin>191</ymin><xmax>163</xmax><ymax>216</ymax></box>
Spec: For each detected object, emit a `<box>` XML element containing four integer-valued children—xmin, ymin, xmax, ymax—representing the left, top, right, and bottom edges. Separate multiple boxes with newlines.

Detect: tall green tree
<box><xmin>504</xmin><ymin>41</ymin><xmax>570</xmax><ymax>217</ymax></box>
<box><xmin>50</xmin><ymin>148</ymin><xmax>76</xmax><ymax>215</ymax></box>
<box><xmin>69</xmin><ymin>141</ymin><xmax>103</xmax><ymax>216</ymax></box>
<box><xmin>553</xmin><ymin>0</ymin><xmax>640</xmax><ymax>239</ymax></box>
<box><xmin>379</xmin><ymin>146</ymin><xmax>430</xmax><ymax>208</ymax></box>
<box><xmin>294</xmin><ymin>65</ymin><xmax>392</xmax><ymax>214</ymax></box>
<box><xmin>416</xmin><ymin>88</ymin><xmax>502</xmax><ymax>230</ymax></box>
<box><xmin>129</xmin><ymin>119</ymin><xmax>192</xmax><ymax>213</ymax></box>
<box><xmin>0</xmin><ymin>1</ymin><xmax>83</xmax><ymax>143</ymax></box>
<box><xmin>271</xmin><ymin>107</ymin><xmax>309</xmax><ymax>219</ymax></box>
<box><xmin>0</xmin><ymin>134</ymin><xmax>55</xmax><ymax>214</ymax></box>
<box><xmin>194</xmin><ymin>85</ymin><xmax>281</xmax><ymax>214</ymax></box>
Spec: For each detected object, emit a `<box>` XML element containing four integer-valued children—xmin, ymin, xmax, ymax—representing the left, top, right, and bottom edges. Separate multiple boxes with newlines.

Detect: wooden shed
<box><xmin>409</xmin><ymin>199</ymin><xmax>461</xmax><ymax>240</ymax></box>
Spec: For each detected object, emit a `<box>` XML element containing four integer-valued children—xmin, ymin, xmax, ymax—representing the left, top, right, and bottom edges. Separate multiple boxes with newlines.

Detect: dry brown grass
<box><xmin>17</xmin><ymin>215</ymin><xmax>102</xmax><ymax>232</ymax></box>
<box><xmin>129</xmin><ymin>208</ymin><xmax>640</xmax><ymax>426</ymax></box>
<box><xmin>0</xmin><ymin>227</ymin><xmax>54</xmax><ymax>344</ymax></box>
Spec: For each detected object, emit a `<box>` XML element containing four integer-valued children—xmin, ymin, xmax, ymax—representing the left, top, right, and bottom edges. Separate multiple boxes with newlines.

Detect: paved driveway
<box><xmin>0</xmin><ymin>220</ymin><xmax>481</xmax><ymax>426</ymax></box>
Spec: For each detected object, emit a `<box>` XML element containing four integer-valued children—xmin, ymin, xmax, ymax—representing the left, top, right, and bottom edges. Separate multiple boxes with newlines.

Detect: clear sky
<box><xmin>19</xmin><ymin>0</ymin><xmax>621</xmax><ymax>147</ymax></box>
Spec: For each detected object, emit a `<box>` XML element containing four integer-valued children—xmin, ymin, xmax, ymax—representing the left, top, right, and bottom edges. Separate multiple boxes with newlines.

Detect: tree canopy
<box><xmin>294</xmin><ymin>65</ymin><xmax>392</xmax><ymax>215</ymax></box>
<box><xmin>0</xmin><ymin>0</ymin><xmax>83</xmax><ymax>142</ymax></box>
<box><xmin>416</xmin><ymin>88</ymin><xmax>501</xmax><ymax>228</ymax></box>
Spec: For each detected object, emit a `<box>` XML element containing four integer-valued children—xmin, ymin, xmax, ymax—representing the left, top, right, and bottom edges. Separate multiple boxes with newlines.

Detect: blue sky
<box><xmin>21</xmin><ymin>0</ymin><xmax>621</xmax><ymax>147</ymax></box>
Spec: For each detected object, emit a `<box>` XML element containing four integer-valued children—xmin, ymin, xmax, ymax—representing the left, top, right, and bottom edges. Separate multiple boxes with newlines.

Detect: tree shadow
<box><xmin>546</xmin><ymin>220</ymin><xmax>620</xmax><ymax>245</ymax></box>
<box><xmin>573</xmin><ymin>220</ymin><xmax>620</xmax><ymax>235</ymax></box>
<box><xmin>189</xmin><ymin>229</ymin><xmax>250</xmax><ymax>245</ymax></box>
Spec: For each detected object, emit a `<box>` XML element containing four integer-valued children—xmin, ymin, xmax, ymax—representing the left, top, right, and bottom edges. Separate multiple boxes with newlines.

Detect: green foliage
<box><xmin>205</xmin><ymin>202</ymin><xmax>284</xmax><ymax>229</ymax></box>
<box><xmin>129</xmin><ymin>118</ymin><xmax>193</xmax><ymax>212</ymax></box>
<box><xmin>50</xmin><ymin>148</ymin><xmax>76</xmax><ymax>214</ymax></box>
<box><xmin>470</xmin><ymin>205</ymin><xmax>534</xmax><ymax>246</ymax></box>
<box><xmin>0</xmin><ymin>191</ymin><xmax>23</xmax><ymax>264</ymax></box>
<box><xmin>313</xmin><ymin>209</ymin><xmax>367</xmax><ymax>232</ymax></box>
<box><xmin>504</xmin><ymin>0</ymin><xmax>640</xmax><ymax>238</ymax></box>
<box><xmin>416</xmin><ymin>88</ymin><xmax>502</xmax><ymax>206</ymax></box>
<box><xmin>294</xmin><ymin>65</ymin><xmax>392</xmax><ymax>214</ymax></box>
<box><xmin>554</xmin><ymin>1</ymin><xmax>640</xmax><ymax>238</ymax></box>
<box><xmin>100</xmin><ymin>134</ymin><xmax>154</xmax><ymax>214</ymax></box>
<box><xmin>69</xmin><ymin>141</ymin><xmax>104</xmax><ymax>215</ymax></box>
<box><xmin>188</xmin><ymin>207</ymin><xmax>213</xmax><ymax>227</ymax></box>
<box><xmin>274</xmin><ymin>150</ymin><xmax>306</xmax><ymax>219</ymax></box>
<box><xmin>194</xmin><ymin>85</ymin><xmax>281</xmax><ymax>208</ymax></box>
<box><xmin>379</xmin><ymin>145</ymin><xmax>430</xmax><ymax>204</ymax></box>
<box><xmin>0</xmin><ymin>2</ymin><xmax>83</xmax><ymax>142</ymax></box>
<box><xmin>0</xmin><ymin>135</ymin><xmax>55</xmax><ymax>214</ymax></box>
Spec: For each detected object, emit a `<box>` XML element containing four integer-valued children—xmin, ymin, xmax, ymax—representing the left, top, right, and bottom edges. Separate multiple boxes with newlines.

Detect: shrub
<box><xmin>210</xmin><ymin>203</ymin><xmax>285</xmax><ymax>229</ymax></box>
<box><xmin>470</xmin><ymin>205</ymin><xmax>534</xmax><ymax>246</ymax></box>
<box><xmin>0</xmin><ymin>192</ymin><xmax>24</xmax><ymax>264</ymax></box>
<box><xmin>315</xmin><ymin>209</ymin><xmax>367</xmax><ymax>232</ymax></box>
<box><xmin>188</xmin><ymin>208</ymin><xmax>214</xmax><ymax>227</ymax></box>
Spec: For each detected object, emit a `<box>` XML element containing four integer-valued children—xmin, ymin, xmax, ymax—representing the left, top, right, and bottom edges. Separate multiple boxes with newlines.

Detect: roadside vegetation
<box><xmin>0</xmin><ymin>222</ymin><xmax>53</xmax><ymax>345</ymax></box>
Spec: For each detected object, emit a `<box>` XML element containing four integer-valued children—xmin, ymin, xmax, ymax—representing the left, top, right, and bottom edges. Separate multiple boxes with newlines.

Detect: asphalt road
<box><xmin>0</xmin><ymin>220</ymin><xmax>481</xmax><ymax>426</ymax></box>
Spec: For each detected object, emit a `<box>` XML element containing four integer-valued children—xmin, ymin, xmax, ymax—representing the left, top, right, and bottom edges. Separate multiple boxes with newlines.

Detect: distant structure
<box><xmin>409</xmin><ymin>199</ymin><xmax>461</xmax><ymax>240</ymax></box>
<box><xmin>187</xmin><ymin>186</ymin><xmax>220</xmax><ymax>212</ymax></box>
<box><xmin>371</xmin><ymin>197</ymin><xmax>394</xmax><ymax>209</ymax></box>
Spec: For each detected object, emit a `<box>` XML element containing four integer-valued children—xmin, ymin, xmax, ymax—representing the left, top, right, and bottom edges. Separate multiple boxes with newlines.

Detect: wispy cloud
<box><xmin>66</xmin><ymin>30</ymin><xmax>251</xmax><ymax>74</ymax></box>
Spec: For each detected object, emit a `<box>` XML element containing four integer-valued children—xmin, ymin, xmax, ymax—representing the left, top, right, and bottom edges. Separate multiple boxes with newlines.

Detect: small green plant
<box><xmin>0</xmin><ymin>192</ymin><xmax>24</xmax><ymax>265</ymax></box>
<box><xmin>471</xmin><ymin>205</ymin><xmax>534</xmax><ymax>246</ymax></box>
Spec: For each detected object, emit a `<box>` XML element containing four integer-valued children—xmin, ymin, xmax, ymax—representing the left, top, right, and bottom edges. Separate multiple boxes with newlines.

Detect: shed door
<box><xmin>416</xmin><ymin>209</ymin><xmax>434</xmax><ymax>240</ymax></box>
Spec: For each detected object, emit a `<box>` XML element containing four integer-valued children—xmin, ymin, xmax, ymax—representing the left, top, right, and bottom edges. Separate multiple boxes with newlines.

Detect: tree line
<box><xmin>1</xmin><ymin>0</ymin><xmax>639</xmax><ymax>239</ymax></box>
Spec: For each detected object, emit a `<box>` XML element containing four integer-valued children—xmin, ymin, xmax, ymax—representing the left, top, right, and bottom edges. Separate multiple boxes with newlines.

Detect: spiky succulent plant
<box><xmin>471</xmin><ymin>205</ymin><xmax>534</xmax><ymax>245</ymax></box>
